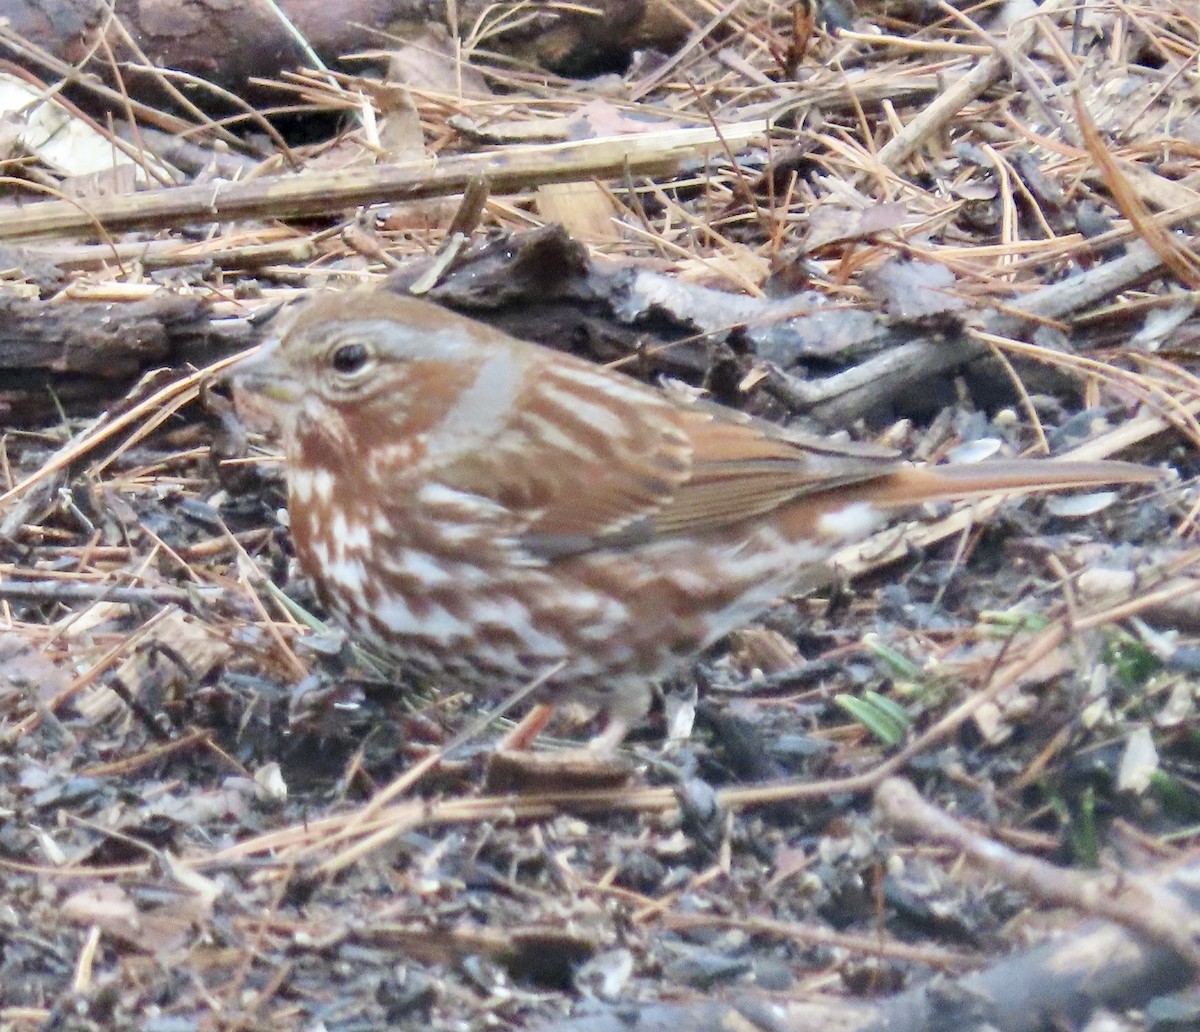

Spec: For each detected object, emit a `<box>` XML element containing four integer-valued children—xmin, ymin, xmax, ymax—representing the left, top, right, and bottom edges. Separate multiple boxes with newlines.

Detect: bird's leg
<box><xmin>497</xmin><ymin>703</ymin><xmax>555</xmax><ymax>751</ymax></box>
<box><xmin>585</xmin><ymin>715</ymin><xmax>632</xmax><ymax>756</ymax></box>
<box><xmin>485</xmin><ymin>690</ymin><xmax>646</xmax><ymax>792</ymax></box>
<box><xmin>587</xmin><ymin>679</ymin><xmax>653</xmax><ymax>755</ymax></box>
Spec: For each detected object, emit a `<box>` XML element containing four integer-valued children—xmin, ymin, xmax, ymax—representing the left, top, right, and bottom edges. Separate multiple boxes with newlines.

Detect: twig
<box><xmin>0</xmin><ymin>579</ymin><xmax>218</xmax><ymax>608</ymax></box>
<box><xmin>876</xmin><ymin>0</ymin><xmax>1076</xmax><ymax>169</ymax></box>
<box><xmin>0</xmin><ymin>122</ymin><xmax>770</xmax><ymax>241</ymax></box>
<box><xmin>876</xmin><ymin>777</ymin><xmax>1200</xmax><ymax>970</ymax></box>
<box><xmin>804</xmin><ymin>237</ymin><xmax>1172</xmax><ymax>423</ymax></box>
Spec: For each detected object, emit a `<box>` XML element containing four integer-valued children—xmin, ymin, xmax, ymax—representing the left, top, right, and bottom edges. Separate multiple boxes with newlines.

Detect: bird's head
<box><xmin>227</xmin><ymin>288</ymin><xmax>530</xmax><ymax>470</ymax></box>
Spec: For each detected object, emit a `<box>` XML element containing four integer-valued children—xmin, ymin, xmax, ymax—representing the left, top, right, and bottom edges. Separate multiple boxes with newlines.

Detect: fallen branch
<box><xmin>803</xmin><ymin>236</ymin><xmax>1173</xmax><ymax>424</ymax></box>
<box><xmin>0</xmin><ymin>122</ymin><xmax>769</xmax><ymax>241</ymax></box>
<box><xmin>539</xmin><ymin>779</ymin><xmax>1200</xmax><ymax>1032</ymax></box>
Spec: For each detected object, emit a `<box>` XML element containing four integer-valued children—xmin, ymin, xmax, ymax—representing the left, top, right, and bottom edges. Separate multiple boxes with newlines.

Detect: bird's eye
<box><xmin>331</xmin><ymin>342</ymin><xmax>370</xmax><ymax>375</ymax></box>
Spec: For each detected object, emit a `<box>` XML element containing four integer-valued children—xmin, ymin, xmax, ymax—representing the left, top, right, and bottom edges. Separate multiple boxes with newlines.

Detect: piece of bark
<box><xmin>0</xmin><ymin>290</ymin><xmax>238</xmax><ymax>424</ymax></box>
<box><xmin>0</xmin><ymin>291</ymin><xmax>206</xmax><ymax>375</ymax></box>
<box><xmin>396</xmin><ymin>227</ymin><xmax>1171</xmax><ymax>426</ymax></box>
<box><xmin>0</xmin><ymin>0</ymin><xmax>704</xmax><ymax>116</ymax></box>
<box><xmin>0</xmin><ymin>227</ymin><xmax>1172</xmax><ymax>429</ymax></box>
<box><xmin>3</xmin><ymin>0</ymin><xmax>433</xmax><ymax>112</ymax></box>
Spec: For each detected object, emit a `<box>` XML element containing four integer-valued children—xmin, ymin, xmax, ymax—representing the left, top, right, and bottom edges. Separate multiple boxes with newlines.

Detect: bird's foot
<box><xmin>486</xmin><ymin>717</ymin><xmax>636</xmax><ymax>793</ymax></box>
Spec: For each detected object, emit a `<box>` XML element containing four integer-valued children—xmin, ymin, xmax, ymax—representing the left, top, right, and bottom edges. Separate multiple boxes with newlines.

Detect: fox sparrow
<box><xmin>229</xmin><ymin>287</ymin><xmax>1159</xmax><ymax>752</ymax></box>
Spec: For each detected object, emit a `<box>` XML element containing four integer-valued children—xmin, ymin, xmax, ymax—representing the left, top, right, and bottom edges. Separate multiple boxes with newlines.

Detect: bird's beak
<box><xmin>226</xmin><ymin>338</ymin><xmax>302</xmax><ymax>405</ymax></box>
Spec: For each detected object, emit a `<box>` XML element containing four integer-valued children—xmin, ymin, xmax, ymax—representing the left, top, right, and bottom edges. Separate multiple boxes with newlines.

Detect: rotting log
<box><xmin>0</xmin><ymin>290</ymin><xmax>226</xmax><ymax>424</ymax></box>
<box><xmin>0</xmin><ymin>0</ymin><xmax>699</xmax><ymax>111</ymax></box>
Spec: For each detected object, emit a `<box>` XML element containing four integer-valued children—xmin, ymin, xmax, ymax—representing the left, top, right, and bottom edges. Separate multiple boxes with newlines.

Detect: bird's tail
<box><xmin>863</xmin><ymin>458</ymin><xmax>1164</xmax><ymax>509</ymax></box>
<box><xmin>786</xmin><ymin>458</ymin><xmax>1166</xmax><ymax>548</ymax></box>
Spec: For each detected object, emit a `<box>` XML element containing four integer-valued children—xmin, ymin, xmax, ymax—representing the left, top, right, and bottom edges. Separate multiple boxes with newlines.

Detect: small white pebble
<box><xmin>1044</xmin><ymin>491</ymin><xmax>1117</xmax><ymax>518</ymax></box>
<box><xmin>945</xmin><ymin>437</ymin><xmax>1003</xmax><ymax>464</ymax></box>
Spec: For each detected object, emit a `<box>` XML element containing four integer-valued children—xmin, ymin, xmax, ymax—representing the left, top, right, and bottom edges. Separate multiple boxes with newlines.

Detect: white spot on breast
<box><xmin>310</xmin><ymin>469</ymin><xmax>334</xmax><ymax>502</ymax></box>
<box><xmin>472</xmin><ymin>596</ymin><xmax>564</xmax><ymax>656</ymax></box>
<box><xmin>467</xmin><ymin>641</ymin><xmax>526</xmax><ymax>676</ymax></box>
<box><xmin>291</xmin><ymin>472</ymin><xmax>313</xmax><ymax>503</ymax></box>
<box><xmin>326</xmin><ymin>557</ymin><xmax>367</xmax><ymax>594</ymax></box>
<box><xmin>817</xmin><ymin>502</ymin><xmax>884</xmax><ymax>542</ymax></box>
<box><xmin>552</xmin><ymin>587</ymin><xmax>630</xmax><ymax>644</ymax></box>
<box><xmin>330</xmin><ymin>510</ymin><xmax>348</xmax><ymax>543</ymax></box>
<box><xmin>375</xmin><ymin>596</ymin><xmax>470</xmax><ymax>642</ymax></box>
<box><xmin>327</xmin><ymin>511</ymin><xmax>372</xmax><ymax>552</ymax></box>
<box><xmin>311</xmin><ymin>540</ymin><xmax>332</xmax><ymax>570</ymax></box>
<box><xmin>415</xmin><ymin>484</ymin><xmax>507</xmax><ymax>543</ymax></box>
<box><xmin>367</xmin><ymin>441</ymin><xmax>421</xmax><ymax>481</ymax></box>
<box><xmin>346</xmin><ymin>523</ymin><xmax>371</xmax><ymax>551</ymax></box>
<box><xmin>381</xmin><ymin>549</ymin><xmax>455</xmax><ymax>586</ymax></box>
